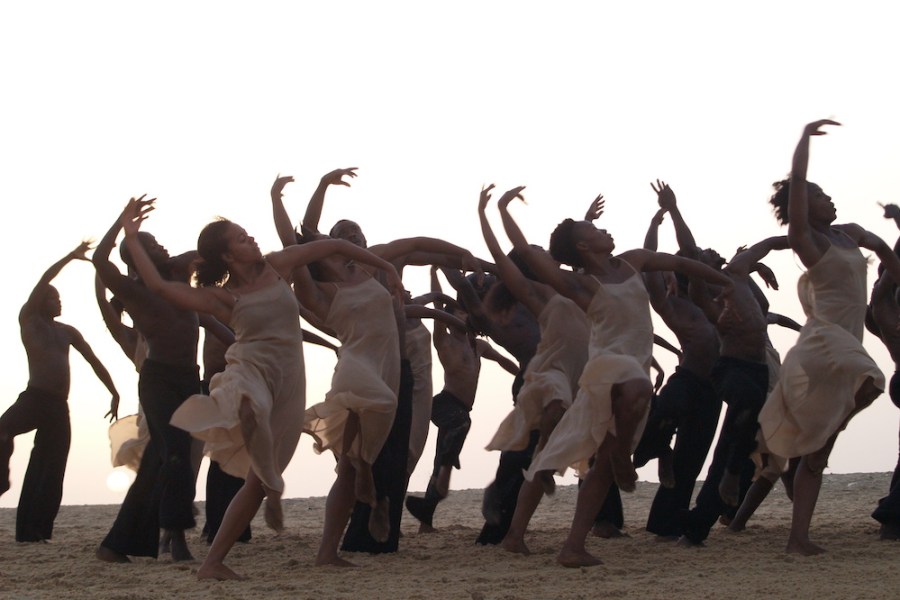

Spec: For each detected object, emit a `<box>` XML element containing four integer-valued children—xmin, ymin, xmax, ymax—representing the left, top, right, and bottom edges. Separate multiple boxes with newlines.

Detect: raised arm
<box><xmin>21</xmin><ymin>241</ymin><xmax>91</xmax><ymax>321</ymax></box>
<box><xmin>119</xmin><ymin>197</ymin><xmax>232</xmax><ymax>320</ymax></box>
<box><xmin>94</xmin><ymin>272</ymin><xmax>139</xmax><ymax>360</ymax></box>
<box><xmin>644</xmin><ymin>208</ymin><xmax>667</xmax><ymax>252</ymax></box>
<box><xmin>725</xmin><ymin>236</ymin><xmax>790</xmax><ymax>277</ymax></box>
<box><xmin>271</xmin><ymin>175</ymin><xmax>299</xmax><ymax>248</ymax></box>
<box><xmin>68</xmin><ymin>326</ymin><xmax>120</xmax><ymax>421</ymax></box>
<box><xmin>653</xmin><ymin>180</ymin><xmax>699</xmax><ymax>259</ymax></box>
<box><xmin>302</xmin><ymin>167</ymin><xmax>358</xmax><ymax>235</ymax></box>
<box><xmin>479</xmin><ymin>185</ymin><xmax>545</xmax><ymax>316</ymax></box>
<box><xmin>787</xmin><ymin>120</ymin><xmax>841</xmax><ymax>266</ymax></box>
<box><xmin>497</xmin><ymin>189</ymin><xmax>587</xmax><ymax>305</ymax></box>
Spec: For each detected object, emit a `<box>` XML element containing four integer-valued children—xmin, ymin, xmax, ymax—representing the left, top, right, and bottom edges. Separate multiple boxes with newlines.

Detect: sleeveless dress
<box><xmin>170</xmin><ymin>277</ymin><xmax>306</xmax><ymax>497</ymax></box>
<box><xmin>486</xmin><ymin>294</ymin><xmax>589</xmax><ymax>452</ymax></box>
<box><xmin>759</xmin><ymin>244</ymin><xmax>884</xmax><ymax>458</ymax></box>
<box><xmin>526</xmin><ymin>265</ymin><xmax>653</xmax><ymax>479</ymax></box>
<box><xmin>304</xmin><ymin>277</ymin><xmax>400</xmax><ymax>465</ymax></box>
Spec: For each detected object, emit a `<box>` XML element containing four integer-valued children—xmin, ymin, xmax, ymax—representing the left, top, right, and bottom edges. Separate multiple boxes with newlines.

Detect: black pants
<box><xmin>635</xmin><ymin>368</ymin><xmax>722</xmax><ymax>537</ymax></box>
<box><xmin>680</xmin><ymin>357</ymin><xmax>767</xmax><ymax>544</ymax></box>
<box><xmin>476</xmin><ymin>365</ymin><xmax>535</xmax><ymax>545</ymax></box>
<box><xmin>101</xmin><ymin>360</ymin><xmax>200</xmax><ymax>558</ymax></box>
<box><xmin>0</xmin><ymin>387</ymin><xmax>70</xmax><ymax>541</ymax></box>
<box><xmin>342</xmin><ymin>360</ymin><xmax>413</xmax><ymax>553</ymax></box>
<box><xmin>873</xmin><ymin>372</ymin><xmax>900</xmax><ymax>526</ymax></box>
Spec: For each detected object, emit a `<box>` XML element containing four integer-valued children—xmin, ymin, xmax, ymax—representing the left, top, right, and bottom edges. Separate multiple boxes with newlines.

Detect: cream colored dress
<box><xmin>304</xmin><ymin>277</ymin><xmax>400</xmax><ymax>464</ymax></box>
<box><xmin>526</xmin><ymin>266</ymin><xmax>653</xmax><ymax>479</ymax></box>
<box><xmin>171</xmin><ymin>277</ymin><xmax>306</xmax><ymax>496</ymax></box>
<box><xmin>759</xmin><ymin>244</ymin><xmax>884</xmax><ymax>458</ymax></box>
<box><xmin>486</xmin><ymin>294</ymin><xmax>589</xmax><ymax>452</ymax></box>
<box><xmin>108</xmin><ymin>335</ymin><xmax>150</xmax><ymax>471</ymax></box>
<box><xmin>405</xmin><ymin>321</ymin><xmax>433</xmax><ymax>474</ymax></box>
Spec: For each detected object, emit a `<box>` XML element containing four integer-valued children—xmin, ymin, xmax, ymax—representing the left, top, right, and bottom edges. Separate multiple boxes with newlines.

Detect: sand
<box><xmin>2</xmin><ymin>473</ymin><xmax>899</xmax><ymax>599</ymax></box>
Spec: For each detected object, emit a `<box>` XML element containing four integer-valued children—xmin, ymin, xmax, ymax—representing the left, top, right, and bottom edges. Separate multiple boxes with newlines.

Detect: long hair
<box><xmin>195</xmin><ymin>218</ymin><xmax>233</xmax><ymax>287</ymax></box>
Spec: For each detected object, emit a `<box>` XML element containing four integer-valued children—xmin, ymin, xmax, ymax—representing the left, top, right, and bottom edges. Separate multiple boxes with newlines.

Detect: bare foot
<box><xmin>591</xmin><ymin>521</ymin><xmax>627</xmax><ymax>539</ymax></box>
<box><xmin>197</xmin><ymin>562</ymin><xmax>247</xmax><ymax>581</ymax></box>
<box><xmin>718</xmin><ymin>470</ymin><xmax>740</xmax><ymax>507</ymax></box>
<box><xmin>96</xmin><ymin>545</ymin><xmax>130</xmax><ymax>563</ymax></box>
<box><xmin>500</xmin><ymin>536</ymin><xmax>531</xmax><ymax>555</ymax></box>
<box><xmin>264</xmin><ymin>492</ymin><xmax>284</xmax><ymax>532</ymax></box>
<box><xmin>368</xmin><ymin>496</ymin><xmax>391</xmax><ymax>543</ymax></box>
<box><xmin>557</xmin><ymin>546</ymin><xmax>603</xmax><ymax>568</ymax></box>
<box><xmin>168</xmin><ymin>530</ymin><xmax>194</xmax><ymax>562</ymax></box>
<box><xmin>417</xmin><ymin>522</ymin><xmax>437</xmax><ymax>534</ymax></box>
<box><xmin>658</xmin><ymin>448</ymin><xmax>676</xmax><ymax>489</ymax></box>
<box><xmin>610</xmin><ymin>451</ymin><xmax>637</xmax><ymax>493</ymax></box>
<box><xmin>786</xmin><ymin>537</ymin><xmax>826</xmax><ymax>556</ymax></box>
<box><xmin>315</xmin><ymin>555</ymin><xmax>359</xmax><ymax>567</ymax></box>
<box><xmin>353</xmin><ymin>460</ymin><xmax>376</xmax><ymax>507</ymax></box>
<box><xmin>538</xmin><ymin>471</ymin><xmax>556</xmax><ymax>496</ymax></box>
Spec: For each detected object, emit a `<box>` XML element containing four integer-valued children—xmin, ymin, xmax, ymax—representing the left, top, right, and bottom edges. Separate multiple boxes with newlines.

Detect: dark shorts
<box><xmin>431</xmin><ymin>390</ymin><xmax>472</xmax><ymax>470</ymax></box>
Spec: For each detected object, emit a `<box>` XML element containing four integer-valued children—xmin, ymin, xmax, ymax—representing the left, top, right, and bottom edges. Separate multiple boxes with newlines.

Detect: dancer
<box><xmin>94</xmin><ymin>206</ymin><xmax>204</xmax><ymax>563</ymax></box>
<box><xmin>0</xmin><ymin>242</ymin><xmax>119</xmax><ymax>542</ymax></box>
<box><xmin>498</xmin><ymin>186</ymin><xmax>731</xmax><ymax>567</ymax></box>
<box><xmin>758</xmin><ymin>119</ymin><xmax>900</xmax><ymax>555</ymax></box>
<box><xmin>120</xmin><ymin>196</ymin><xmax>400</xmax><ymax>579</ymax></box>
<box><xmin>406</xmin><ymin>265</ymin><xmax>518</xmax><ymax>532</ymax></box>
<box><xmin>477</xmin><ymin>185</ymin><xmax>590</xmax><ymax>554</ymax></box>
<box><xmin>631</xmin><ymin>189</ymin><xmax>721</xmax><ymax>540</ymax></box>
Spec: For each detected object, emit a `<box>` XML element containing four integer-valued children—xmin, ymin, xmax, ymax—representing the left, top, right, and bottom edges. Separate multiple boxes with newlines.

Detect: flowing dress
<box><xmin>759</xmin><ymin>243</ymin><xmax>884</xmax><ymax>458</ymax></box>
<box><xmin>486</xmin><ymin>294</ymin><xmax>589</xmax><ymax>452</ymax></box>
<box><xmin>171</xmin><ymin>277</ymin><xmax>306</xmax><ymax>496</ymax></box>
<box><xmin>405</xmin><ymin>321</ymin><xmax>434</xmax><ymax>474</ymax></box>
<box><xmin>525</xmin><ymin>266</ymin><xmax>653</xmax><ymax>478</ymax></box>
<box><xmin>304</xmin><ymin>277</ymin><xmax>400</xmax><ymax>465</ymax></box>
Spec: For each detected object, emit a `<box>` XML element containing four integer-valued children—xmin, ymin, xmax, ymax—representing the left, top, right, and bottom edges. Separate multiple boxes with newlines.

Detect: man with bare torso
<box><xmin>93</xmin><ymin>204</ymin><xmax>202</xmax><ymax>563</ymax></box>
<box><xmin>0</xmin><ymin>242</ymin><xmax>119</xmax><ymax>542</ymax></box>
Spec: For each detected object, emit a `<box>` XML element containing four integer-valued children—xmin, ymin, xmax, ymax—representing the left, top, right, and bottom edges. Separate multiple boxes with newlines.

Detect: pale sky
<box><xmin>2</xmin><ymin>2</ymin><xmax>900</xmax><ymax>508</ymax></box>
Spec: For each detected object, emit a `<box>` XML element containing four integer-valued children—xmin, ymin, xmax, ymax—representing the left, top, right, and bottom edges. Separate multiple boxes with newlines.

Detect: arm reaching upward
<box><xmin>271</xmin><ymin>174</ymin><xmax>299</xmax><ymax>248</ymax></box>
<box><xmin>653</xmin><ymin>180</ymin><xmax>699</xmax><ymax>259</ymax></box>
<box><xmin>302</xmin><ymin>167</ymin><xmax>358</xmax><ymax>235</ymax></box>
<box><xmin>22</xmin><ymin>241</ymin><xmax>91</xmax><ymax>321</ymax></box>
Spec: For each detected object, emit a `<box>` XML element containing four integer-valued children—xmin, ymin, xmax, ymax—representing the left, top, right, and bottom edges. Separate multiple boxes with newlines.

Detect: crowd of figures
<box><xmin>2</xmin><ymin>119</ymin><xmax>900</xmax><ymax>579</ymax></box>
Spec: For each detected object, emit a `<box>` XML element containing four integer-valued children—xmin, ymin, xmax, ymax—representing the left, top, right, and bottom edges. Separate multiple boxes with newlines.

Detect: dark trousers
<box><xmin>0</xmin><ymin>387</ymin><xmax>70</xmax><ymax>541</ymax></box>
<box><xmin>101</xmin><ymin>360</ymin><xmax>200</xmax><ymax>557</ymax></box>
<box><xmin>342</xmin><ymin>360</ymin><xmax>413</xmax><ymax>553</ymax></box>
<box><xmin>203</xmin><ymin>461</ymin><xmax>251</xmax><ymax>544</ymax></box>
<box><xmin>634</xmin><ymin>368</ymin><xmax>722</xmax><ymax>537</ymax></box>
<box><xmin>873</xmin><ymin>372</ymin><xmax>900</xmax><ymax>526</ymax></box>
<box><xmin>476</xmin><ymin>431</ymin><xmax>540</xmax><ymax>545</ymax></box>
<box><xmin>681</xmin><ymin>357</ymin><xmax>767</xmax><ymax>544</ymax></box>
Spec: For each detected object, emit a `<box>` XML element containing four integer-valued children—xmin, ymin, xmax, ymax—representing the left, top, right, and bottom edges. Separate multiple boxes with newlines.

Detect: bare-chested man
<box><xmin>0</xmin><ymin>242</ymin><xmax>119</xmax><ymax>542</ymax></box>
<box><xmin>405</xmin><ymin>267</ymin><xmax>518</xmax><ymax>532</ymax></box>
<box><xmin>678</xmin><ymin>229</ymin><xmax>788</xmax><ymax>546</ymax></box>
<box><xmin>93</xmin><ymin>204</ymin><xmax>202</xmax><ymax>563</ymax></box>
<box><xmin>633</xmin><ymin>189</ymin><xmax>722</xmax><ymax>540</ymax></box>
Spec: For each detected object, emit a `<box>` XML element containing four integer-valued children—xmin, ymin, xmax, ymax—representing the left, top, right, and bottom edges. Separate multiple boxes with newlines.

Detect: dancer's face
<box><xmin>137</xmin><ymin>232</ymin><xmax>171</xmax><ymax>266</ymax></box>
<box><xmin>574</xmin><ymin>221</ymin><xmax>615</xmax><ymax>255</ymax></box>
<box><xmin>224</xmin><ymin>224</ymin><xmax>262</xmax><ymax>263</ymax></box>
<box><xmin>807</xmin><ymin>183</ymin><xmax>837</xmax><ymax>224</ymax></box>
<box><xmin>43</xmin><ymin>286</ymin><xmax>61</xmax><ymax>318</ymax></box>
<box><xmin>331</xmin><ymin>220</ymin><xmax>367</xmax><ymax>248</ymax></box>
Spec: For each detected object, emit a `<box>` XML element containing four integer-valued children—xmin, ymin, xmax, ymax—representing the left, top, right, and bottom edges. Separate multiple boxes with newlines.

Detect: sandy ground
<box><xmin>2</xmin><ymin>473</ymin><xmax>899</xmax><ymax>599</ymax></box>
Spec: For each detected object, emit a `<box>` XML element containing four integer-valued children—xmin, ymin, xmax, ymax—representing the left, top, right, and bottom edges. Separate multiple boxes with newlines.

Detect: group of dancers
<box><xmin>2</xmin><ymin>119</ymin><xmax>899</xmax><ymax>579</ymax></box>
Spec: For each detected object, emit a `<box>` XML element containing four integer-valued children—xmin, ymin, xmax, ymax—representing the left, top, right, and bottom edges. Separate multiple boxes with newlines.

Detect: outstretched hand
<box><xmin>584</xmin><ymin>193</ymin><xmax>605</xmax><ymax>222</ymax></box>
<box><xmin>879</xmin><ymin>202</ymin><xmax>900</xmax><ymax>220</ymax></box>
<box><xmin>497</xmin><ymin>185</ymin><xmax>527</xmax><ymax>209</ymax></box>
<box><xmin>320</xmin><ymin>167</ymin><xmax>358</xmax><ymax>187</ymax></box>
<box><xmin>652</xmin><ymin>179</ymin><xmax>676</xmax><ymax>211</ymax></box>
<box><xmin>106</xmin><ymin>393</ymin><xmax>120</xmax><ymax>422</ymax></box>
<box><xmin>803</xmin><ymin>119</ymin><xmax>841</xmax><ymax>137</ymax></box>
<box><xmin>271</xmin><ymin>174</ymin><xmax>295</xmax><ymax>199</ymax></box>
<box><xmin>119</xmin><ymin>195</ymin><xmax>156</xmax><ymax>236</ymax></box>
<box><xmin>754</xmin><ymin>262</ymin><xmax>779</xmax><ymax>290</ymax></box>
<box><xmin>69</xmin><ymin>240</ymin><xmax>94</xmax><ymax>261</ymax></box>
<box><xmin>478</xmin><ymin>184</ymin><xmax>496</xmax><ymax>212</ymax></box>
